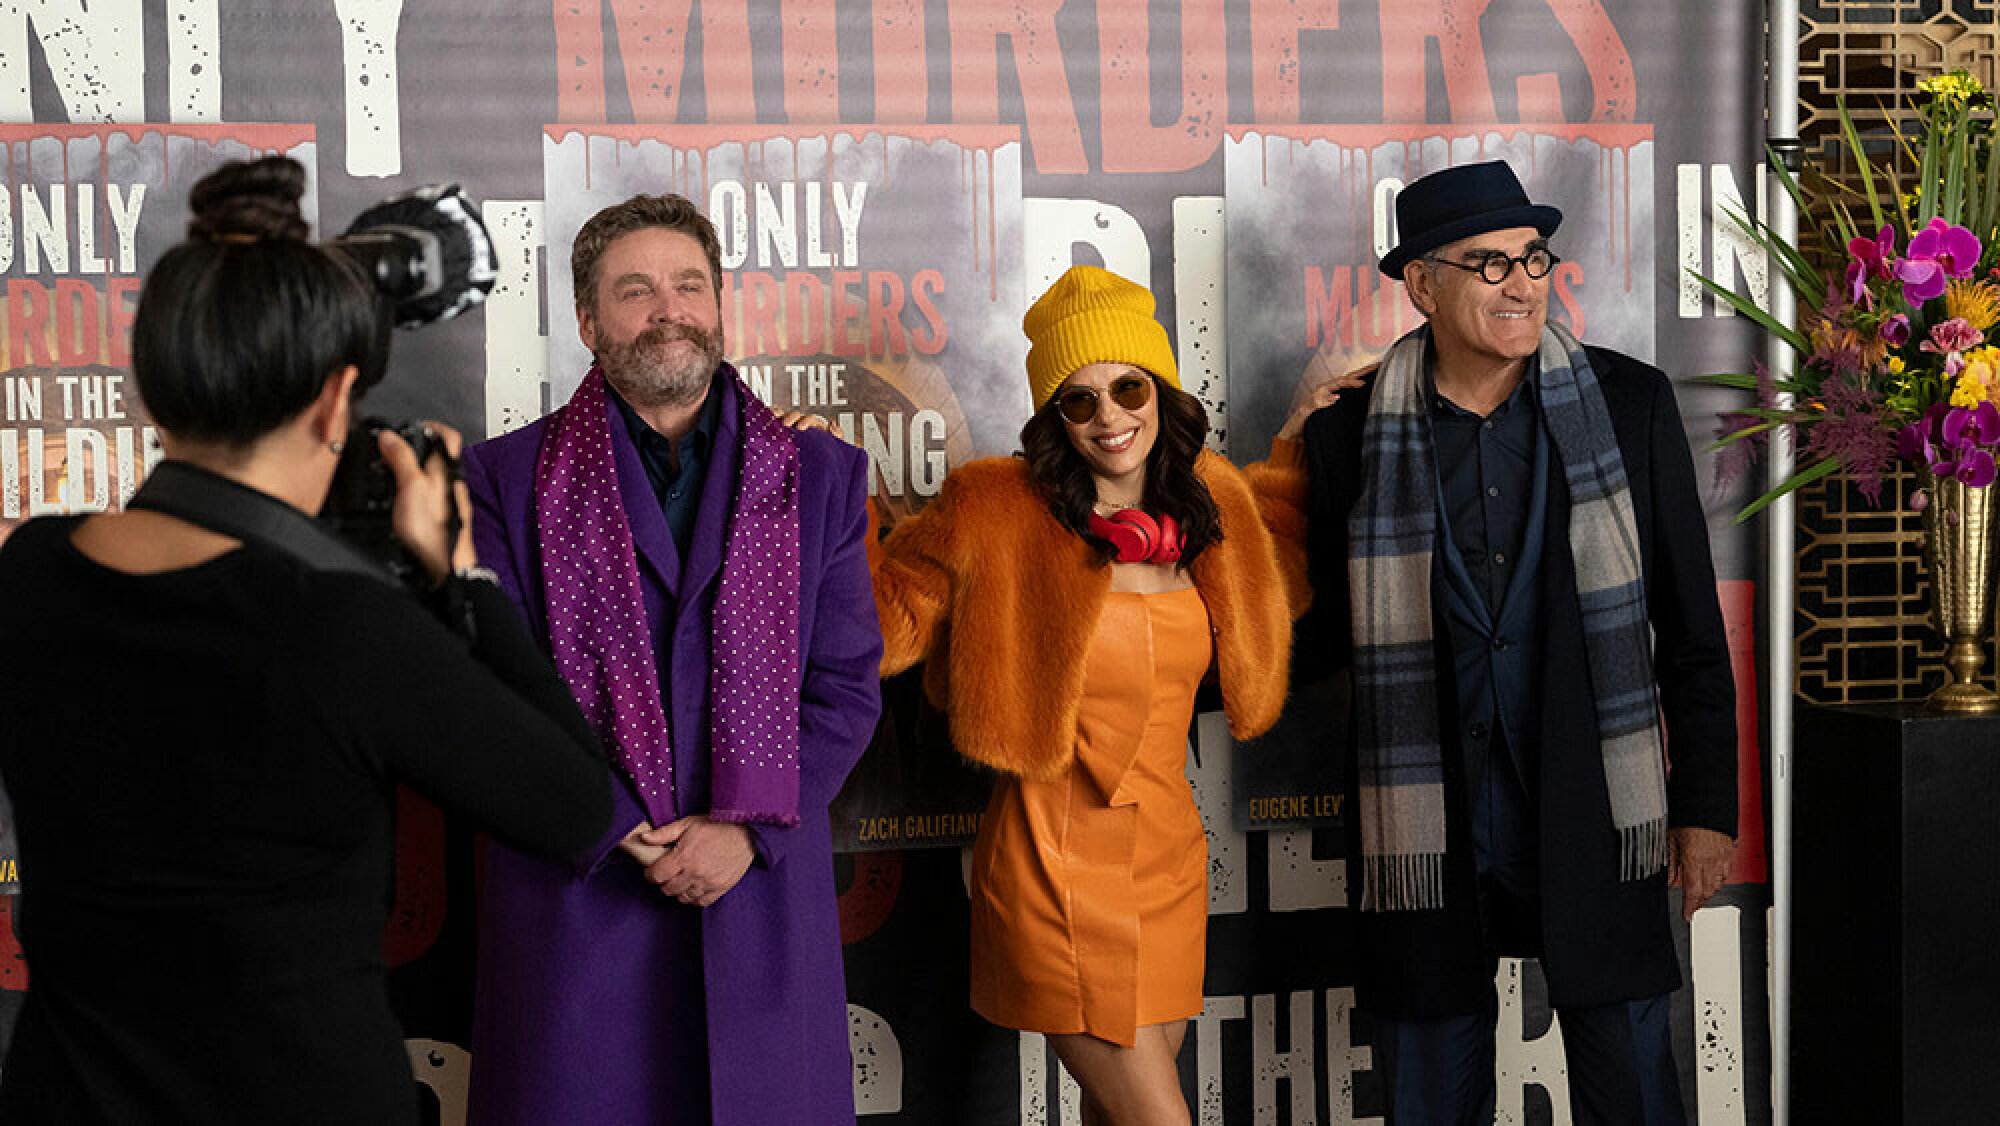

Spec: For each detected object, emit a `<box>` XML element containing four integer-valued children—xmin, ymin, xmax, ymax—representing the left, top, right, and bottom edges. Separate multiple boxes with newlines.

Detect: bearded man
<box><xmin>461</xmin><ymin>194</ymin><xmax>883</xmax><ymax>1125</ymax></box>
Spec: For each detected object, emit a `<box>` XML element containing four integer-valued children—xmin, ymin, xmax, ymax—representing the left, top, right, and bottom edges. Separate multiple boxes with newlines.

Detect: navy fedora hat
<box><xmin>1377</xmin><ymin>160</ymin><xmax>1563</xmax><ymax>278</ymax></box>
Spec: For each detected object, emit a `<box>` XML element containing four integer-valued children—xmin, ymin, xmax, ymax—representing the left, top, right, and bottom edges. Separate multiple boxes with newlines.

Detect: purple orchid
<box><xmin>1850</xmin><ymin>225</ymin><xmax>1897</xmax><ymax>274</ymax></box>
<box><xmin>1897</xmin><ymin>218</ymin><xmax>1982</xmax><ymax>304</ymax></box>
<box><xmin>1910</xmin><ymin>217</ymin><xmax>1981</xmax><ymax>274</ymax></box>
<box><xmin>1847</xmin><ymin>225</ymin><xmax>1897</xmax><ymax>306</ymax></box>
<box><xmin>1882</xmin><ymin>313</ymin><xmax>1912</xmax><ymax>347</ymax></box>
<box><xmin>1897</xmin><ymin>406</ymin><xmax>1940</xmax><ymax>465</ymax></box>
<box><xmin>1844</xmin><ymin>261</ymin><xmax>1874</xmax><ymax>308</ymax></box>
<box><xmin>1939</xmin><ymin>449</ymin><xmax>1997</xmax><ymax>487</ymax></box>
<box><xmin>1943</xmin><ymin>399</ymin><xmax>2000</xmax><ymax>447</ymax></box>
<box><xmin>1900</xmin><ymin>401</ymin><xmax>2000</xmax><ymax>487</ymax></box>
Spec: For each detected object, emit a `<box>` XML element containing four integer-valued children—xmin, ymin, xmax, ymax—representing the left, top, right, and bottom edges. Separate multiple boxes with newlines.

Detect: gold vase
<box><xmin>1922</xmin><ymin>470</ymin><xmax>2000</xmax><ymax>714</ymax></box>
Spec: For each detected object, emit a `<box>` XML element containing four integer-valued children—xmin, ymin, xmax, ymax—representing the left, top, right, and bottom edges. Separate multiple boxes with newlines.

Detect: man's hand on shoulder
<box><xmin>1668</xmin><ymin>826</ymin><xmax>1734</xmax><ymax>921</ymax></box>
<box><xmin>637</xmin><ymin>815</ymin><xmax>756</xmax><ymax>908</ymax></box>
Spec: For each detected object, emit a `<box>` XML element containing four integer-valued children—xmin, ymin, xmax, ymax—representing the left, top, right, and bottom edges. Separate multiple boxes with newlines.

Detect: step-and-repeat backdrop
<box><xmin>0</xmin><ymin>4</ymin><xmax>1774</xmax><ymax>1123</ymax></box>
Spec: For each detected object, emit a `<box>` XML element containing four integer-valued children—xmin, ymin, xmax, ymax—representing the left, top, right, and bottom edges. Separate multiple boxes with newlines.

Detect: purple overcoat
<box><xmin>460</xmin><ymin>373</ymin><xmax>883</xmax><ymax>1125</ymax></box>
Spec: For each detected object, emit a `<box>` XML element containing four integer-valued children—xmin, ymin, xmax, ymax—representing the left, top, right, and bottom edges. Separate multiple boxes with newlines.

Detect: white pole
<box><xmin>1765</xmin><ymin>2</ymin><xmax>1800</xmax><ymax>1123</ymax></box>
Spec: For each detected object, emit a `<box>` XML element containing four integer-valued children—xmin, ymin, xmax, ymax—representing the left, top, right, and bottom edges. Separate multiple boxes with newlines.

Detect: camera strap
<box><xmin>127</xmin><ymin>460</ymin><xmax>400</xmax><ymax>588</ymax></box>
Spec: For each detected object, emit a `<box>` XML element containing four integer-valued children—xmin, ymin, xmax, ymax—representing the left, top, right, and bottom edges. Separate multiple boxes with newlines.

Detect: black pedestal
<box><xmin>1792</xmin><ymin>702</ymin><xmax>2000</xmax><ymax>1124</ymax></box>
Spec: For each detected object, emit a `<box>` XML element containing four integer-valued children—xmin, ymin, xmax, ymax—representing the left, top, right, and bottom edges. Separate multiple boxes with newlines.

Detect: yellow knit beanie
<box><xmin>1022</xmin><ymin>265</ymin><xmax>1180</xmax><ymax>410</ymax></box>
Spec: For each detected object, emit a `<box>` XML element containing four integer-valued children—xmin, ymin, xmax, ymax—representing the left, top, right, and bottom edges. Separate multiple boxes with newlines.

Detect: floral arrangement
<box><xmin>1708</xmin><ymin>70</ymin><xmax>2000</xmax><ymax>518</ymax></box>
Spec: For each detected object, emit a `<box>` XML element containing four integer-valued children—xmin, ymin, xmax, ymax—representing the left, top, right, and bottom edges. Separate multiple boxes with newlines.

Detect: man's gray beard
<box><xmin>597</xmin><ymin>324</ymin><xmax>723</xmax><ymax>408</ymax></box>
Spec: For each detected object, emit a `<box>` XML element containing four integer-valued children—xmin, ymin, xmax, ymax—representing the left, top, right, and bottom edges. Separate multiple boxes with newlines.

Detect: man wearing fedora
<box><xmin>1298</xmin><ymin>160</ymin><xmax>1739</xmax><ymax>1123</ymax></box>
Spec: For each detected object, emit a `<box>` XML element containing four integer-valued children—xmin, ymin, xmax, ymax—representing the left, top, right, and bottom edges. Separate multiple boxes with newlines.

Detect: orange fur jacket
<box><xmin>870</xmin><ymin>439</ymin><xmax>1310</xmax><ymax>779</ymax></box>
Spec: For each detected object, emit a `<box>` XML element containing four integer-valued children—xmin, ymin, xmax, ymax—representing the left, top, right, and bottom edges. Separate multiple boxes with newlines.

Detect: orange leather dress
<box><xmin>966</xmin><ymin>587</ymin><xmax>1213</xmax><ymax>1048</ymax></box>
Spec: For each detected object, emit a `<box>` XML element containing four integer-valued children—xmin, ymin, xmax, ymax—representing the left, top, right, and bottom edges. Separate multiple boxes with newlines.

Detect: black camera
<box><xmin>320</xmin><ymin>417</ymin><xmax>453</xmax><ymax>585</ymax></box>
<box><xmin>317</xmin><ymin>184</ymin><xmax>498</xmax><ymax>586</ymax></box>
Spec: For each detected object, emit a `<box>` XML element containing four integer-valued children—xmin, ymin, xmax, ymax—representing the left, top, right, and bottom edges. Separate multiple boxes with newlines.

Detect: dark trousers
<box><xmin>1374</xmin><ymin>987</ymin><xmax>1684</xmax><ymax>1126</ymax></box>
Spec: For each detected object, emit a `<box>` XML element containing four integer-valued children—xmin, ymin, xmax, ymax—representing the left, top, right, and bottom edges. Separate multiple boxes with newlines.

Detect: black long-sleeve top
<box><xmin>0</xmin><ymin>515</ymin><xmax>611</xmax><ymax>1124</ymax></box>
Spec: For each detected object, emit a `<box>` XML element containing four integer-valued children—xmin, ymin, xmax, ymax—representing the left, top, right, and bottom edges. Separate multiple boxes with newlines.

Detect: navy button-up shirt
<box><xmin>610</xmin><ymin>374</ymin><xmax>722</xmax><ymax>554</ymax></box>
<box><xmin>1432</xmin><ymin>375</ymin><xmax>1537</xmax><ymax>615</ymax></box>
<box><xmin>1429</xmin><ymin>362</ymin><xmax>1547</xmax><ymax>952</ymax></box>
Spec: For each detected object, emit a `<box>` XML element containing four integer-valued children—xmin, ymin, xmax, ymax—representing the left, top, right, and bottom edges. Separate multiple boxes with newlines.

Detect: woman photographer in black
<box><xmin>0</xmin><ymin>157</ymin><xmax>611</xmax><ymax>1122</ymax></box>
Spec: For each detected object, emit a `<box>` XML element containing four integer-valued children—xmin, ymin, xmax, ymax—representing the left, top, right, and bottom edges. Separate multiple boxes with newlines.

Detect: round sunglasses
<box><xmin>1053</xmin><ymin>374</ymin><xmax>1153</xmax><ymax>424</ymax></box>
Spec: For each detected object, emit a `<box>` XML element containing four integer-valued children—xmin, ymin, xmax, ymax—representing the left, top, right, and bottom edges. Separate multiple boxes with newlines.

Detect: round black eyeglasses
<box><xmin>1424</xmin><ymin>247</ymin><xmax>1560</xmax><ymax>285</ymax></box>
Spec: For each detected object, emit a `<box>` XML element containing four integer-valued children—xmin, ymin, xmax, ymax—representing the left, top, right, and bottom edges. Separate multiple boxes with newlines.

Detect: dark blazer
<box><xmin>1301</xmin><ymin>345</ymin><xmax>1737</xmax><ymax>1018</ymax></box>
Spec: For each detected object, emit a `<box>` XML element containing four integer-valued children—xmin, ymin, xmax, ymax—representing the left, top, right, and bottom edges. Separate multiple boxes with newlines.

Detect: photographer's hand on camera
<box><xmin>377</xmin><ymin>422</ymin><xmax>476</xmax><ymax>586</ymax></box>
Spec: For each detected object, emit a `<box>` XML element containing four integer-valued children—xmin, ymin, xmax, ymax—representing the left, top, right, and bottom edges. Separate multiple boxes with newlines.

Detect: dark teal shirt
<box><xmin>610</xmin><ymin>375</ymin><xmax>723</xmax><ymax>555</ymax></box>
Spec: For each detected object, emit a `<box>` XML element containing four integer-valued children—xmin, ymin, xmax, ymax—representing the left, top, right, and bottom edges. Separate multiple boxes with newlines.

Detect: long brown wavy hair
<box><xmin>1019</xmin><ymin>372</ymin><xmax>1222</xmax><ymax>569</ymax></box>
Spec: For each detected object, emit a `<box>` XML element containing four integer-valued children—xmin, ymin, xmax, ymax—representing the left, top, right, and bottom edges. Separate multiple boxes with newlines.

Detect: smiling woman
<box><xmin>853</xmin><ymin>264</ymin><xmax>1346</xmax><ymax>1126</ymax></box>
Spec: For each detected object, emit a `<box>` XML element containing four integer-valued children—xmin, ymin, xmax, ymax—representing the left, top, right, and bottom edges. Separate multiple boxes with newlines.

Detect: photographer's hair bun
<box><xmin>185</xmin><ymin>156</ymin><xmax>311</xmax><ymax>243</ymax></box>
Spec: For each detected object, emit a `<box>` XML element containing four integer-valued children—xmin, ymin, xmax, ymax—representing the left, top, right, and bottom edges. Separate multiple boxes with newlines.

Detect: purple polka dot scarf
<box><xmin>533</xmin><ymin>365</ymin><xmax>802</xmax><ymax>829</ymax></box>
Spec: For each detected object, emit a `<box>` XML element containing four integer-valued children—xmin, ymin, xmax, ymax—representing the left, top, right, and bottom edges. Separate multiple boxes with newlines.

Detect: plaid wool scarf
<box><xmin>1348</xmin><ymin>323</ymin><xmax>1668</xmax><ymax>912</ymax></box>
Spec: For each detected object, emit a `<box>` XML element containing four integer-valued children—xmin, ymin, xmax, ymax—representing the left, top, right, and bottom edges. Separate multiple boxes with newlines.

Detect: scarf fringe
<box><xmin>1361</xmin><ymin>853</ymin><xmax>1448</xmax><ymax>912</ymax></box>
<box><xmin>709</xmin><ymin>807</ymin><xmax>803</xmax><ymax>830</ymax></box>
<box><xmin>1619</xmin><ymin>818</ymin><xmax>1669</xmax><ymax>881</ymax></box>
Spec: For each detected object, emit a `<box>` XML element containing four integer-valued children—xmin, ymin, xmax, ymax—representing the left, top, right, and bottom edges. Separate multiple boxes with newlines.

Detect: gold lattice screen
<box><xmin>1792</xmin><ymin>1</ymin><xmax>2000</xmax><ymax>704</ymax></box>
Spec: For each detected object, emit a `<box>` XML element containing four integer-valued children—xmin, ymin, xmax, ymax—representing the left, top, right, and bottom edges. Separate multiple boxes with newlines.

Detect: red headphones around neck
<box><xmin>1088</xmin><ymin>508</ymin><xmax>1184</xmax><ymax>565</ymax></box>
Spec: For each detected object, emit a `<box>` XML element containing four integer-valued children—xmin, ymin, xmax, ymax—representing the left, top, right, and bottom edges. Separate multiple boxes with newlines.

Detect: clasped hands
<box><xmin>617</xmin><ymin>815</ymin><xmax>755</xmax><ymax>908</ymax></box>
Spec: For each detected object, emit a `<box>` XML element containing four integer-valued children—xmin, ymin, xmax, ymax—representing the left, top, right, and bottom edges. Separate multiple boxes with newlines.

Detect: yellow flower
<box><xmin>1968</xmin><ymin>347</ymin><xmax>2000</xmax><ymax>398</ymax></box>
<box><xmin>1947</xmin><ymin>348</ymin><xmax>2000</xmax><ymax>407</ymax></box>
<box><xmin>1946</xmin><ymin>279</ymin><xmax>2000</xmax><ymax>332</ymax></box>
<box><xmin>1921</xmin><ymin>70</ymin><xmax>1986</xmax><ymax>103</ymax></box>
<box><xmin>1889</xmin><ymin>355</ymin><xmax>1908</xmax><ymax>375</ymax></box>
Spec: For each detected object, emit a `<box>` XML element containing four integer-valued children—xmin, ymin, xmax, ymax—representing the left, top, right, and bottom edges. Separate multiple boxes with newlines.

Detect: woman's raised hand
<box><xmin>777</xmin><ymin>411</ymin><xmax>846</xmax><ymax>442</ymax></box>
<box><xmin>1277</xmin><ymin>364</ymin><xmax>1373</xmax><ymax>441</ymax></box>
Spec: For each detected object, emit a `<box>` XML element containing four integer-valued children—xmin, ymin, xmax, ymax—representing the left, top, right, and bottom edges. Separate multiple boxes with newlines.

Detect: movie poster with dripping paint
<box><xmin>0</xmin><ymin>126</ymin><xmax>318</xmax><ymax>547</ymax></box>
<box><xmin>0</xmin><ymin>125</ymin><xmax>315</xmax><ymax>895</ymax></box>
<box><xmin>1222</xmin><ymin>125</ymin><xmax>1654</xmax><ymax>831</ymax></box>
<box><xmin>540</xmin><ymin>125</ymin><xmax>1028</xmax><ymax>851</ymax></box>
